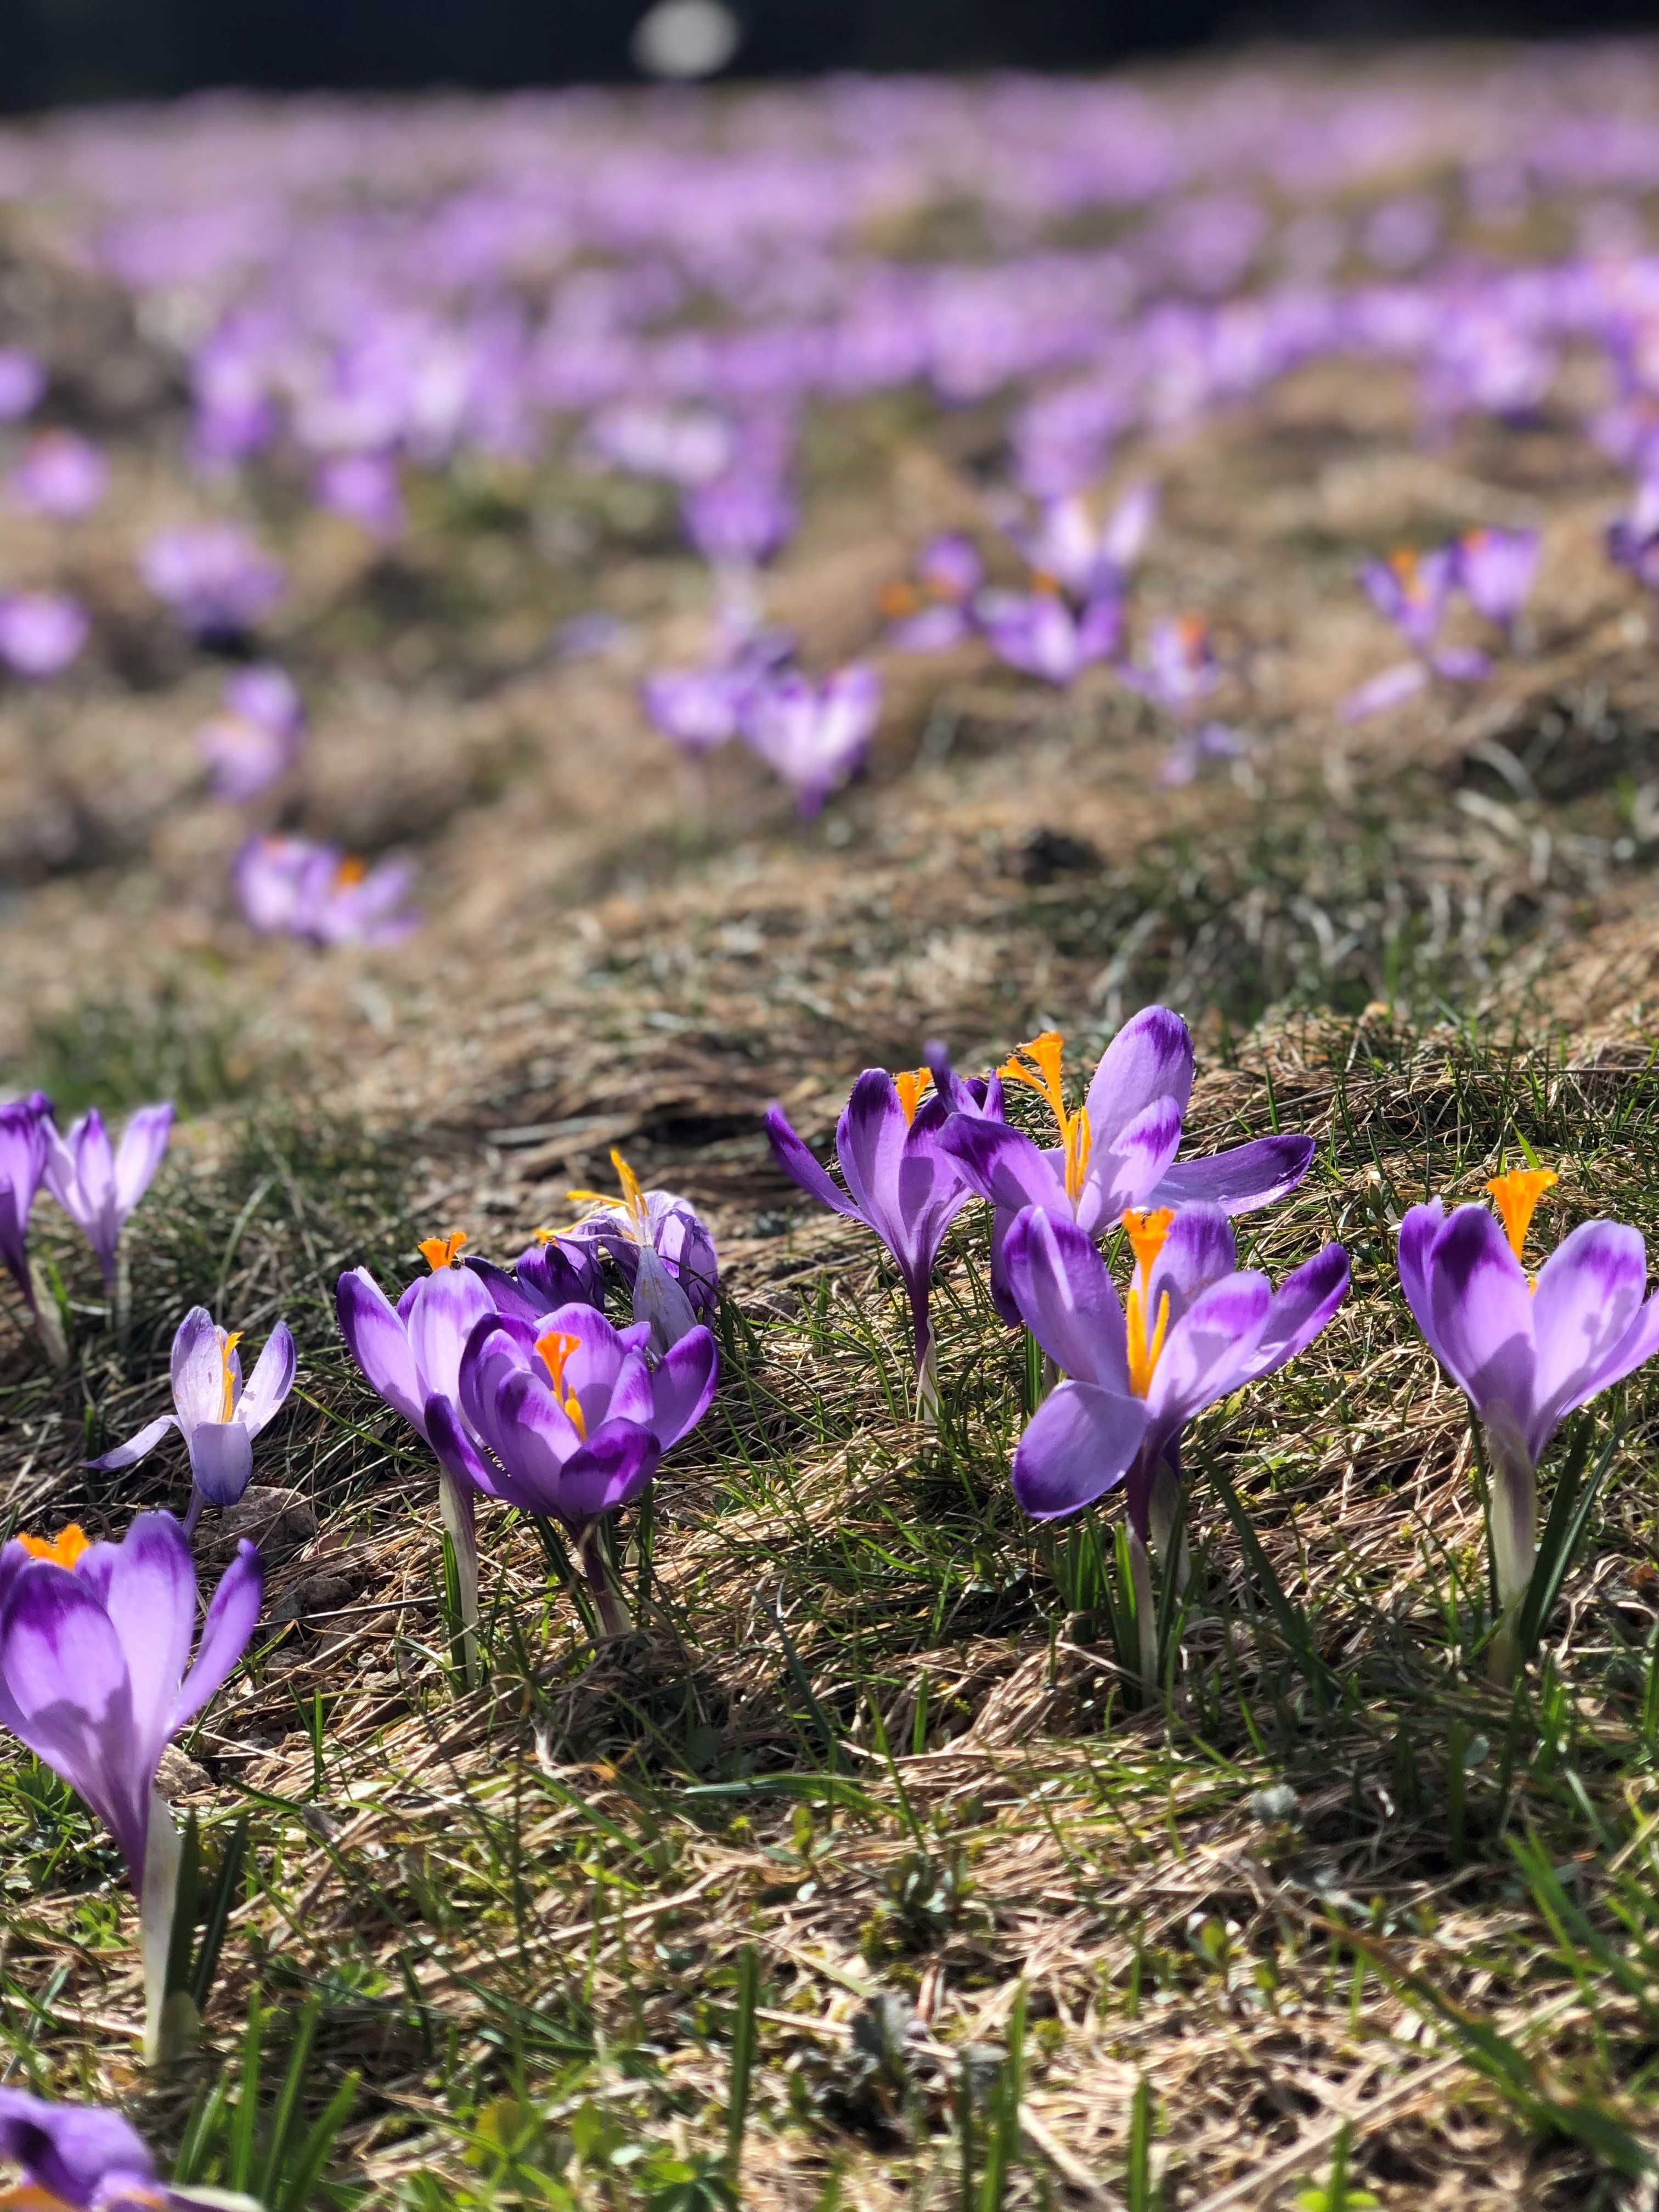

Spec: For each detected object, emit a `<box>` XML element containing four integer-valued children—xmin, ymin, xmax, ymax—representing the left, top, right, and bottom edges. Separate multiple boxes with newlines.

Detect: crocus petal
<box><xmin>337</xmin><ymin>1268</ymin><xmax>426</xmax><ymax>1435</ymax></box>
<box><xmin>1084</xmin><ymin>1006</ymin><xmax>1195</xmax><ymax>1146</ymax></box>
<box><xmin>1144</xmin><ymin>1273</ymin><xmax>1273</xmax><ymax>1442</ymax></box>
<box><xmin>408</xmin><ymin>1263</ymin><xmax>497</xmax><ymax>1407</ymax></box>
<box><xmin>187</xmin><ymin>1421</ymin><xmax>256</xmax><ymax>1507</ymax></box>
<box><xmin>764</xmin><ymin>1103</ymin><xmax>865</xmax><ymax>1222</ymax></box>
<box><xmin>1424</xmin><ymin>1204</ymin><xmax>1537</xmax><ymax>1433</ymax></box>
<box><xmin>649</xmin><ymin>1325</ymin><xmax>718</xmax><ymax>1449</ymax></box>
<box><xmin>936</xmin><ymin>1115</ymin><xmax>1063</xmax><ymax>1214</ymax></box>
<box><xmin>236</xmin><ymin>1321</ymin><xmax>296</xmax><ymax>1435</ymax></box>
<box><xmin>1430</xmin><ymin>646</ymin><xmax>1491</xmax><ymax>682</ymax></box>
<box><xmin>1144</xmin><ymin>1205</ymin><xmax>1238</xmax><ymax>1327</ymax></box>
<box><xmin>1396</xmin><ymin>1200</ymin><xmax>1446</xmax><ymax>1350</ymax></box>
<box><xmin>1002</xmin><ymin>1206</ymin><xmax>1131</xmax><ymax>1392</ymax></box>
<box><xmin>1527</xmin><ymin>1220</ymin><xmax>1654</xmax><ymax>1454</ymax></box>
<box><xmin>171</xmin><ymin>1306</ymin><xmax>228</xmax><ymax>1431</ymax></box>
<box><xmin>1338</xmin><ymin>660</ymin><xmax>1427</xmax><ymax>721</ymax></box>
<box><xmin>113</xmin><ymin>1104</ymin><xmax>173</xmax><ymax>1214</ymax></box>
<box><xmin>835</xmin><ymin>1070</ymin><xmax>909</xmax><ymax>1222</ymax></box>
<box><xmin>99</xmin><ymin>1510</ymin><xmax>194</xmax><ymax>1758</ymax></box>
<box><xmin>633</xmin><ymin>1242</ymin><xmax>700</xmax><ymax>1353</ymax></box>
<box><xmin>86</xmin><ymin>1414</ymin><xmax>178</xmax><ymax>1471</ymax></box>
<box><xmin>0</xmin><ymin>2087</ymin><xmax>158</xmax><ymax>2204</ymax></box>
<box><xmin>168</xmin><ymin>1540</ymin><xmax>262</xmax><ymax>1735</ymax></box>
<box><xmin>425</xmin><ymin>1392</ymin><xmax>506</xmax><ymax>1502</ymax></box>
<box><xmin>1146</xmin><ymin>1132</ymin><xmax>1316</xmax><ymax>1217</ymax></box>
<box><xmin>1012</xmin><ymin>1378</ymin><xmax>1149</xmax><ymax>1520</ymax></box>
<box><xmin>1081</xmin><ymin>1094</ymin><xmax>1184</xmax><ymax>1228</ymax></box>
<box><xmin>0</xmin><ymin>1562</ymin><xmax>144</xmax><ymax>1871</ymax></box>
<box><xmin>551</xmin><ymin>1421</ymin><xmax>662</xmax><ymax>1529</ymax></box>
<box><xmin>1245</xmin><ymin>1243</ymin><xmax>1351</xmax><ymax>1380</ymax></box>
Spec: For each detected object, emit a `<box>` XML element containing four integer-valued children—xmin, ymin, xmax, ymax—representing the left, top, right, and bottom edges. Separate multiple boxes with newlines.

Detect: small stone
<box><xmin>1249</xmin><ymin>1784</ymin><xmax>1300</xmax><ymax>1825</ymax></box>
<box><xmin>268</xmin><ymin>1571</ymin><xmax>356</xmax><ymax>1627</ymax></box>
<box><xmin>199</xmin><ymin>1486</ymin><xmax>318</xmax><ymax>1566</ymax></box>
<box><xmin>156</xmin><ymin>1745</ymin><xmax>211</xmax><ymax>1798</ymax></box>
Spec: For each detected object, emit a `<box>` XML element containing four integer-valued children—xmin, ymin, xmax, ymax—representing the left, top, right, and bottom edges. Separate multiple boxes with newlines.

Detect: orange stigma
<box><xmin>1485</xmin><ymin>1167</ymin><xmax>1557</xmax><ymax>1263</ymax></box>
<box><xmin>534</xmin><ymin>1327</ymin><xmax>588</xmax><ymax>1437</ymax></box>
<box><xmin>568</xmin><ymin>1150</ymin><xmax>650</xmax><ymax>1243</ymax></box>
<box><xmin>18</xmin><ymin>1525</ymin><xmax>91</xmax><ymax>1569</ymax></box>
<box><xmin>879</xmin><ymin>579</ymin><xmax>920</xmax><ymax>619</ymax></box>
<box><xmin>1121</xmin><ymin>1209</ymin><xmax>1175</xmax><ymax>1398</ymax></box>
<box><xmin>893</xmin><ymin>1068</ymin><xmax>933</xmax><ymax>1125</ymax></box>
<box><xmin>218</xmin><ymin>1329</ymin><xmax>243</xmax><ymax>1421</ymax></box>
<box><xmin>1122</xmin><ymin>1207</ymin><xmax>1175</xmax><ymax>1277</ymax></box>
<box><xmin>1388</xmin><ymin>549</ymin><xmax>1425</xmax><ymax>601</ymax></box>
<box><xmin>1029</xmin><ymin>567</ymin><xmax>1063</xmax><ymax>596</ymax></box>
<box><xmin>999</xmin><ymin>1032</ymin><xmax>1092</xmax><ymax>1206</ymax></box>
<box><xmin>334</xmin><ymin>855</ymin><xmax>368</xmax><ymax>888</ymax></box>
<box><xmin>419</xmin><ymin>1230</ymin><xmax>469</xmax><ymax>1271</ymax></box>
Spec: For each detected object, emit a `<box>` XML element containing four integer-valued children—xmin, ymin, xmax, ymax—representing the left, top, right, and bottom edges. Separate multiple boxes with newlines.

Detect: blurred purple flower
<box><xmin>880</xmin><ymin>534</ymin><xmax>984</xmax><ymax>652</ymax></box>
<box><xmin>1455</xmin><ymin>527</ymin><xmax>1539</xmax><ymax>635</ymax></box>
<box><xmin>0</xmin><ymin>2085</ymin><xmax>255</xmax><ymax>2210</ymax></box>
<box><xmin>8</xmin><ymin>430</ymin><xmax>109</xmax><ymax>520</ymax></box>
<box><xmin>233</xmin><ymin>834</ymin><xmax>419</xmax><ymax>946</ymax></box>
<box><xmin>1608</xmin><ymin>477</ymin><xmax>1659</xmax><ymax>593</ymax></box>
<box><xmin>197</xmin><ymin>663</ymin><xmax>304</xmax><ymax>801</ymax></box>
<box><xmin>981</xmin><ymin>587</ymin><xmax>1121</xmax><ymax>686</ymax></box>
<box><xmin>0</xmin><ymin>591</ymin><xmax>88</xmax><ymax>678</ymax></box>
<box><xmin>140</xmin><ymin>523</ymin><xmax>285</xmax><ymax>640</ymax></box>
<box><xmin>0</xmin><ymin>1091</ymin><xmax>52</xmax><ymax>1310</ymax></box>
<box><xmin>43</xmin><ymin>1103</ymin><xmax>173</xmax><ymax>1294</ymax></box>
<box><xmin>1008</xmin><ymin>482</ymin><xmax>1156</xmax><ymax>600</ymax></box>
<box><xmin>0</xmin><ymin>347</ymin><xmax>45</xmax><ymax>422</ymax></box>
<box><xmin>1340</xmin><ymin>545</ymin><xmax>1489</xmax><ymax>720</ymax></box>
<box><xmin>741</xmin><ymin>664</ymin><xmax>880</xmax><ymax>815</ymax></box>
<box><xmin>314</xmin><ymin>450</ymin><xmax>404</xmax><ymax>540</ymax></box>
<box><xmin>682</xmin><ymin>469</ymin><xmax>796</xmax><ymax>566</ymax></box>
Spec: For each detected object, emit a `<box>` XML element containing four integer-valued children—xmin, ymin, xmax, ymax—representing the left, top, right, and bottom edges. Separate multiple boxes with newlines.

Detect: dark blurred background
<box><xmin>7</xmin><ymin>0</ymin><xmax>1657</xmax><ymax>110</ymax></box>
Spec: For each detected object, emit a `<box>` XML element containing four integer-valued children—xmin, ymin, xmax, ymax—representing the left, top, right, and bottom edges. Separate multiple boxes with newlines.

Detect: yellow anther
<box><xmin>334</xmin><ymin>855</ymin><xmax>368</xmax><ymax>888</ymax></box>
<box><xmin>1485</xmin><ymin>1167</ymin><xmax>1558</xmax><ymax>1263</ymax></box>
<box><xmin>1125</xmin><ymin>1285</ymin><xmax>1171</xmax><ymax>1400</ymax></box>
<box><xmin>568</xmin><ymin>1150</ymin><xmax>650</xmax><ymax>1242</ymax></box>
<box><xmin>419</xmin><ymin>1230</ymin><xmax>469</xmax><ymax>1272</ymax></box>
<box><xmin>18</xmin><ymin>1525</ymin><xmax>91</xmax><ymax>1569</ymax></box>
<box><xmin>893</xmin><ymin>1068</ymin><xmax>933</xmax><ymax>1125</ymax></box>
<box><xmin>534</xmin><ymin>1328</ymin><xmax>588</xmax><ymax>1438</ymax></box>
<box><xmin>219</xmin><ymin>1329</ymin><xmax>244</xmax><ymax>1423</ymax></box>
<box><xmin>1000</xmin><ymin>1033</ymin><xmax>1092</xmax><ymax>1205</ymax></box>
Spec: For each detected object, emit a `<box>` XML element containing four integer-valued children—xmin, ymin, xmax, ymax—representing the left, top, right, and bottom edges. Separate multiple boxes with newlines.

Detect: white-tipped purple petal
<box><xmin>171</xmin><ymin>1306</ymin><xmax>228</xmax><ymax>1430</ymax></box>
<box><xmin>1084</xmin><ymin>1006</ymin><xmax>1195</xmax><ymax>1144</ymax></box>
<box><xmin>337</xmin><ymin>1267</ymin><xmax>426</xmax><ymax>1435</ymax></box>
<box><xmin>86</xmin><ymin>1414</ymin><xmax>178</xmax><ymax>1472</ymax></box>
<box><xmin>236</xmin><ymin>1322</ymin><xmax>296</xmax><ymax>1435</ymax></box>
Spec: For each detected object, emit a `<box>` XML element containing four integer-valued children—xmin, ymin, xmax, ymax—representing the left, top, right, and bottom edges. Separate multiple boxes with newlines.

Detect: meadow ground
<box><xmin>10</xmin><ymin>52</ymin><xmax>1659</xmax><ymax>2212</ymax></box>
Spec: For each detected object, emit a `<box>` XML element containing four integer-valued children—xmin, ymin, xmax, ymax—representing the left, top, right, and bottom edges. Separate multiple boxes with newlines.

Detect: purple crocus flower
<box><xmin>466</xmin><ymin>1235</ymin><xmax>605</xmax><ymax>1329</ymax></box>
<box><xmin>682</xmin><ymin>469</ymin><xmax>796</xmax><ymax>567</ymax></box>
<box><xmin>88</xmin><ymin>1305</ymin><xmax>296</xmax><ymax>1532</ymax></box>
<box><xmin>0</xmin><ymin>1090</ymin><xmax>52</xmax><ymax>1311</ymax></box>
<box><xmin>981</xmin><ymin>587</ymin><xmax>1121</xmax><ymax>687</ymax></box>
<box><xmin>0</xmin><ymin>1512</ymin><xmax>262</xmax><ymax>2062</ymax></box>
<box><xmin>1008</xmin><ymin>483</ymin><xmax>1156</xmax><ymax>601</ymax></box>
<box><xmin>43</xmin><ymin>1103</ymin><xmax>173</xmax><ymax>1295</ymax></box>
<box><xmin>1157</xmin><ymin>722</ymin><xmax>1249</xmax><ymax>789</ymax></box>
<box><xmin>936</xmin><ymin>1013</ymin><xmax>1314</xmax><ymax>1324</ymax></box>
<box><xmin>140</xmin><ymin>523</ymin><xmax>286</xmax><ymax>640</ymax></box>
<box><xmin>0</xmin><ymin>591</ymin><xmax>88</xmax><ymax>678</ymax></box>
<box><xmin>1607</xmin><ymin>477</ymin><xmax>1659</xmax><ymax>594</ymax></box>
<box><xmin>427</xmin><ymin>1301</ymin><xmax>717</xmax><ymax>1638</ymax></box>
<box><xmin>8</xmin><ymin>430</ymin><xmax>109</xmax><ymax>520</ymax></box>
<box><xmin>1455</xmin><ymin>527</ymin><xmax>1539</xmax><ymax>636</ymax></box>
<box><xmin>562</xmin><ymin>1148</ymin><xmax>719</xmax><ymax>1352</ymax></box>
<box><xmin>197</xmin><ymin>663</ymin><xmax>304</xmax><ymax>801</ymax></box>
<box><xmin>765</xmin><ymin>1061</ymin><xmax>1002</xmax><ymax>1417</ymax></box>
<box><xmin>1340</xmin><ymin>546</ymin><xmax>1489</xmax><ymax>721</ymax></box>
<box><xmin>1005</xmin><ymin>1202</ymin><xmax>1347</xmax><ymax>1678</ymax></box>
<box><xmin>1398</xmin><ymin>1167</ymin><xmax>1659</xmax><ymax>1669</ymax></box>
<box><xmin>642</xmin><ymin>609</ymin><xmax>793</xmax><ymax>758</ymax></box>
<box><xmin>880</xmin><ymin>534</ymin><xmax>984</xmax><ymax>652</ymax></box>
<box><xmin>314</xmin><ymin>449</ymin><xmax>405</xmax><ymax>540</ymax></box>
<box><xmin>232</xmin><ymin>834</ymin><xmax>419</xmax><ymax>946</ymax></box>
<box><xmin>741</xmin><ymin>665</ymin><xmax>880</xmax><ymax>816</ymax></box>
<box><xmin>0</xmin><ymin>347</ymin><xmax>46</xmax><ymax>421</ymax></box>
<box><xmin>337</xmin><ymin>1229</ymin><xmax>496</xmax><ymax>1679</ymax></box>
<box><xmin>0</xmin><ymin>2085</ymin><xmax>256</xmax><ymax>2209</ymax></box>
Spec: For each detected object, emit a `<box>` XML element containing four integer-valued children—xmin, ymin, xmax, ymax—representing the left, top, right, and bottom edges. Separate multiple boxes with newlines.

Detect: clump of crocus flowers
<box><xmin>1341</xmin><ymin>529</ymin><xmax>1539</xmax><ymax>721</ymax></box>
<box><xmin>0</xmin><ymin>1092</ymin><xmax>172</xmax><ymax>1352</ymax></box>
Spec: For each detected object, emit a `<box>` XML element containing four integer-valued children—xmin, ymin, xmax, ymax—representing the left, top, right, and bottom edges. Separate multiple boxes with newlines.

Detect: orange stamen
<box><xmin>1485</xmin><ymin>1167</ymin><xmax>1557</xmax><ymax>1264</ymax></box>
<box><xmin>1122</xmin><ymin>1207</ymin><xmax>1175</xmax><ymax>1277</ymax></box>
<box><xmin>998</xmin><ymin>1032</ymin><xmax>1092</xmax><ymax>1205</ymax></box>
<box><xmin>1388</xmin><ymin>549</ymin><xmax>1424</xmax><ymax>601</ymax></box>
<box><xmin>334</xmin><ymin>855</ymin><xmax>368</xmax><ymax>888</ymax></box>
<box><xmin>18</xmin><ymin>1525</ymin><xmax>91</xmax><ymax>1569</ymax></box>
<box><xmin>419</xmin><ymin>1230</ymin><xmax>469</xmax><ymax>1272</ymax></box>
<box><xmin>534</xmin><ymin>1328</ymin><xmax>588</xmax><ymax>1438</ymax></box>
<box><xmin>568</xmin><ymin>1150</ymin><xmax>650</xmax><ymax>1242</ymax></box>
<box><xmin>893</xmin><ymin>1068</ymin><xmax>933</xmax><ymax>1125</ymax></box>
<box><xmin>1030</xmin><ymin>568</ymin><xmax>1062</xmax><ymax>596</ymax></box>
<box><xmin>878</xmin><ymin>579</ymin><xmax>920</xmax><ymax>619</ymax></box>
<box><xmin>1125</xmin><ymin>1285</ymin><xmax>1171</xmax><ymax>1400</ymax></box>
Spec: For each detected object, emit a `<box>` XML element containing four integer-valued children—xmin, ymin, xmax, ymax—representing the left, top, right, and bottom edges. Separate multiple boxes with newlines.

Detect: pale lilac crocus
<box><xmin>1005</xmin><ymin>1202</ymin><xmax>1347</xmax><ymax>1679</ymax></box>
<box><xmin>232</xmin><ymin>834</ymin><xmax>419</xmax><ymax>946</ymax></box>
<box><xmin>197</xmin><ymin>664</ymin><xmax>304</xmax><ymax>800</ymax></box>
<box><xmin>1008</xmin><ymin>482</ymin><xmax>1156</xmax><ymax>601</ymax></box>
<box><xmin>8</xmin><ymin>430</ymin><xmax>109</xmax><ymax>520</ymax></box>
<box><xmin>140</xmin><ymin>523</ymin><xmax>285</xmax><ymax>640</ymax></box>
<box><xmin>562</xmin><ymin>1148</ymin><xmax>719</xmax><ymax>1353</ymax></box>
<box><xmin>641</xmin><ymin>611</ymin><xmax>793</xmax><ymax>758</ymax></box>
<box><xmin>0</xmin><ymin>1512</ymin><xmax>262</xmax><ymax>2062</ymax></box>
<box><xmin>1340</xmin><ymin>546</ymin><xmax>1488</xmax><ymax>721</ymax></box>
<box><xmin>314</xmin><ymin>449</ymin><xmax>404</xmax><ymax>540</ymax></box>
<box><xmin>0</xmin><ymin>1090</ymin><xmax>52</xmax><ymax>1312</ymax></box>
<box><xmin>937</xmin><ymin>1012</ymin><xmax>1314</xmax><ymax>1324</ymax></box>
<box><xmin>337</xmin><ymin>1229</ymin><xmax>495</xmax><ymax>1679</ymax></box>
<box><xmin>88</xmin><ymin>1305</ymin><xmax>296</xmax><ymax>1533</ymax></box>
<box><xmin>427</xmin><ymin>1302</ymin><xmax>717</xmax><ymax>1638</ymax></box>
<box><xmin>0</xmin><ymin>2085</ymin><xmax>258</xmax><ymax>2210</ymax></box>
<box><xmin>880</xmin><ymin>534</ymin><xmax>984</xmax><ymax>652</ymax></box>
<box><xmin>1121</xmin><ymin>616</ymin><xmax>1248</xmax><ymax>783</ymax></box>
<box><xmin>43</xmin><ymin>1103</ymin><xmax>173</xmax><ymax>1297</ymax></box>
<box><xmin>742</xmin><ymin>665</ymin><xmax>880</xmax><ymax>816</ymax></box>
<box><xmin>0</xmin><ymin>591</ymin><xmax>88</xmax><ymax>678</ymax></box>
<box><xmin>1398</xmin><ymin>1167</ymin><xmax>1659</xmax><ymax>1674</ymax></box>
<box><xmin>765</xmin><ymin>1060</ymin><xmax>1002</xmax><ymax>1417</ymax></box>
<box><xmin>682</xmin><ymin>469</ymin><xmax>796</xmax><ymax>567</ymax></box>
<box><xmin>981</xmin><ymin>586</ymin><xmax>1122</xmax><ymax>687</ymax></box>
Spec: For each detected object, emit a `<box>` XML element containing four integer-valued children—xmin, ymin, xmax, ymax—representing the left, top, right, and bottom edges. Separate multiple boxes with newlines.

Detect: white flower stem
<box><xmin>27</xmin><ymin>1255</ymin><xmax>69</xmax><ymax>1369</ymax></box>
<box><xmin>914</xmin><ymin>1331</ymin><xmax>940</xmax><ymax>1427</ymax></box>
<box><xmin>579</xmin><ymin>1525</ymin><xmax>635</xmax><ymax>1643</ymax></box>
<box><xmin>1485</xmin><ymin>1429</ymin><xmax>1538</xmax><ymax>1684</ymax></box>
<box><xmin>1147</xmin><ymin>1459</ymin><xmax>1190</xmax><ymax>1595</ymax></box>
<box><xmin>438</xmin><ymin>1470</ymin><xmax>480</xmax><ymax>1688</ymax></box>
<box><xmin>1127</xmin><ymin>1526</ymin><xmax>1160</xmax><ymax>1692</ymax></box>
<box><xmin>140</xmin><ymin>1796</ymin><xmax>184</xmax><ymax>2067</ymax></box>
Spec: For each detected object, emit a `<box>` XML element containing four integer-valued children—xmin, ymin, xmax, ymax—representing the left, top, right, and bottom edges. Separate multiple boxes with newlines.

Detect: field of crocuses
<box><xmin>11</xmin><ymin>42</ymin><xmax>1659</xmax><ymax>2208</ymax></box>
